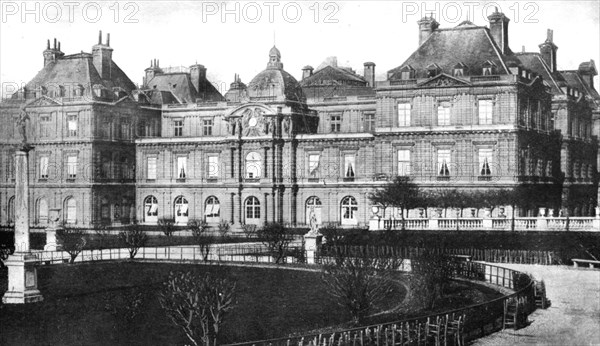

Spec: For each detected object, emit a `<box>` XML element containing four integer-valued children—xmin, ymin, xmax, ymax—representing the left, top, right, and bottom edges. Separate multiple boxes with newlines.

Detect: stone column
<box><xmin>3</xmin><ymin>147</ymin><xmax>43</xmax><ymax>304</ymax></box>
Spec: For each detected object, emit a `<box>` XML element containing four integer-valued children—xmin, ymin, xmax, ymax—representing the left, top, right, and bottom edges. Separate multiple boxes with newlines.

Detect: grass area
<box><xmin>0</xmin><ymin>262</ymin><xmax>405</xmax><ymax>345</ymax></box>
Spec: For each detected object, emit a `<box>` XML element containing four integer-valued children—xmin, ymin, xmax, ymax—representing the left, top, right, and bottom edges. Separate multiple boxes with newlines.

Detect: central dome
<box><xmin>248</xmin><ymin>46</ymin><xmax>305</xmax><ymax>103</ymax></box>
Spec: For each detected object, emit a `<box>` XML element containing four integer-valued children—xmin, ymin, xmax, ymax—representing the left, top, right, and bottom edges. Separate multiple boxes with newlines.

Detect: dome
<box><xmin>248</xmin><ymin>46</ymin><xmax>305</xmax><ymax>103</ymax></box>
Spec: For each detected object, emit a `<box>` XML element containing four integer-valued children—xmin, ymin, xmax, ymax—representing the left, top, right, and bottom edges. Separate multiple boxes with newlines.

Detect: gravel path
<box><xmin>472</xmin><ymin>264</ymin><xmax>600</xmax><ymax>346</ymax></box>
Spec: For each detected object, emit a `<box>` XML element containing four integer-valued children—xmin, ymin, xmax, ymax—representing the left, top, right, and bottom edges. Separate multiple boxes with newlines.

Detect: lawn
<box><xmin>0</xmin><ymin>262</ymin><xmax>405</xmax><ymax>345</ymax></box>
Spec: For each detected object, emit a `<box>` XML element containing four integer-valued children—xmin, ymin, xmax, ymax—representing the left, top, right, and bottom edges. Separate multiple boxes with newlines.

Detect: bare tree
<box><xmin>256</xmin><ymin>222</ymin><xmax>293</xmax><ymax>264</ymax></box>
<box><xmin>158</xmin><ymin>217</ymin><xmax>176</xmax><ymax>244</ymax></box>
<box><xmin>188</xmin><ymin>219</ymin><xmax>213</xmax><ymax>261</ymax></box>
<box><xmin>56</xmin><ymin>228</ymin><xmax>86</xmax><ymax>263</ymax></box>
<box><xmin>241</xmin><ymin>223</ymin><xmax>257</xmax><ymax>240</ymax></box>
<box><xmin>409</xmin><ymin>247</ymin><xmax>454</xmax><ymax>310</ymax></box>
<box><xmin>217</xmin><ymin>221</ymin><xmax>230</xmax><ymax>238</ymax></box>
<box><xmin>158</xmin><ymin>271</ymin><xmax>236</xmax><ymax>346</ymax></box>
<box><xmin>119</xmin><ymin>224</ymin><xmax>148</xmax><ymax>259</ymax></box>
<box><xmin>321</xmin><ymin>251</ymin><xmax>403</xmax><ymax>325</ymax></box>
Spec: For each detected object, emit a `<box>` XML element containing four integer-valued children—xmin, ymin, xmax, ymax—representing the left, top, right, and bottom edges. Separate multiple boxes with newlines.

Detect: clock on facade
<box><xmin>248</xmin><ymin>117</ymin><xmax>258</xmax><ymax>127</ymax></box>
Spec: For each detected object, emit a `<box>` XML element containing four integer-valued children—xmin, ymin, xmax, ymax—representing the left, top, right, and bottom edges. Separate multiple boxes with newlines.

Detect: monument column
<box><xmin>3</xmin><ymin>146</ymin><xmax>44</xmax><ymax>304</ymax></box>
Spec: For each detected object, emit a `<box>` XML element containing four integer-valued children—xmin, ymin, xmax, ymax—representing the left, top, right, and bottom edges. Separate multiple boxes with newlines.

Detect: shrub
<box><xmin>241</xmin><ymin>223</ymin><xmax>257</xmax><ymax>239</ymax></box>
<box><xmin>56</xmin><ymin>228</ymin><xmax>86</xmax><ymax>263</ymax></box>
<box><xmin>321</xmin><ymin>252</ymin><xmax>403</xmax><ymax>325</ymax></box>
<box><xmin>188</xmin><ymin>219</ymin><xmax>213</xmax><ymax>261</ymax></box>
<box><xmin>256</xmin><ymin>222</ymin><xmax>294</xmax><ymax>264</ymax></box>
<box><xmin>119</xmin><ymin>224</ymin><xmax>148</xmax><ymax>259</ymax></box>
<box><xmin>158</xmin><ymin>218</ymin><xmax>176</xmax><ymax>243</ymax></box>
<box><xmin>158</xmin><ymin>271</ymin><xmax>236</xmax><ymax>346</ymax></box>
<box><xmin>217</xmin><ymin>221</ymin><xmax>230</xmax><ymax>238</ymax></box>
<box><xmin>409</xmin><ymin>248</ymin><xmax>454</xmax><ymax>310</ymax></box>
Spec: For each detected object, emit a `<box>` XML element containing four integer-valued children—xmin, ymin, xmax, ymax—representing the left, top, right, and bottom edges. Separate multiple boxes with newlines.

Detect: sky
<box><xmin>0</xmin><ymin>0</ymin><xmax>599</xmax><ymax>98</ymax></box>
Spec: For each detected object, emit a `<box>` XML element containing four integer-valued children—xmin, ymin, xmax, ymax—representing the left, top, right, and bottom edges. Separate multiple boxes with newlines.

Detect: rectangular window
<box><xmin>330</xmin><ymin>114</ymin><xmax>341</xmax><ymax>133</ymax></box>
<box><xmin>478</xmin><ymin>149</ymin><xmax>493</xmax><ymax>176</ymax></box>
<box><xmin>174</xmin><ymin>120</ymin><xmax>183</xmax><ymax>137</ymax></box>
<box><xmin>437</xmin><ymin>105</ymin><xmax>450</xmax><ymax>126</ymax></box>
<box><xmin>478</xmin><ymin>100</ymin><xmax>493</xmax><ymax>125</ymax></box>
<box><xmin>364</xmin><ymin>113</ymin><xmax>375</xmax><ymax>132</ymax></box>
<box><xmin>67</xmin><ymin>155</ymin><xmax>77</xmax><ymax>179</ymax></box>
<box><xmin>401</xmin><ymin>71</ymin><xmax>411</xmax><ymax>80</ymax></box>
<box><xmin>40</xmin><ymin>114</ymin><xmax>51</xmax><ymax>137</ymax></box>
<box><xmin>207</xmin><ymin>155</ymin><xmax>219</xmax><ymax>178</ymax></box>
<box><xmin>177</xmin><ymin>157</ymin><xmax>187</xmax><ymax>179</ymax></box>
<box><xmin>397</xmin><ymin>150</ymin><xmax>411</xmax><ymax>176</ymax></box>
<box><xmin>67</xmin><ymin>115</ymin><xmax>78</xmax><ymax>136</ymax></box>
<box><xmin>147</xmin><ymin>157</ymin><xmax>157</xmax><ymax>180</ymax></box>
<box><xmin>397</xmin><ymin>103</ymin><xmax>411</xmax><ymax>127</ymax></box>
<box><xmin>203</xmin><ymin>119</ymin><xmax>213</xmax><ymax>136</ymax></box>
<box><xmin>308</xmin><ymin>154</ymin><xmax>320</xmax><ymax>177</ymax></box>
<box><xmin>437</xmin><ymin>149</ymin><xmax>451</xmax><ymax>176</ymax></box>
<box><xmin>121</xmin><ymin>122</ymin><xmax>129</xmax><ymax>139</ymax></box>
<box><xmin>344</xmin><ymin>154</ymin><xmax>356</xmax><ymax>178</ymax></box>
<box><xmin>40</xmin><ymin>156</ymin><xmax>49</xmax><ymax>179</ymax></box>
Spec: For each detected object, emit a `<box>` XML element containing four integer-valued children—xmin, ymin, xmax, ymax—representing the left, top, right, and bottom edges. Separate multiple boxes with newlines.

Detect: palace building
<box><xmin>1</xmin><ymin>10</ymin><xmax>599</xmax><ymax>229</ymax></box>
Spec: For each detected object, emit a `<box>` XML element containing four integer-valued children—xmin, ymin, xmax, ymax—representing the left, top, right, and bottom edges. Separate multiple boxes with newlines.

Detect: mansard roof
<box><xmin>145</xmin><ymin>73</ymin><xmax>225</xmax><ymax>104</ymax></box>
<box><xmin>560</xmin><ymin>70</ymin><xmax>600</xmax><ymax>101</ymax></box>
<box><xmin>23</xmin><ymin>53</ymin><xmax>136</xmax><ymax>94</ymax></box>
<box><xmin>300</xmin><ymin>65</ymin><xmax>375</xmax><ymax>100</ymax></box>
<box><xmin>514</xmin><ymin>53</ymin><xmax>566</xmax><ymax>94</ymax></box>
<box><xmin>388</xmin><ymin>26</ymin><xmax>515</xmax><ymax>80</ymax></box>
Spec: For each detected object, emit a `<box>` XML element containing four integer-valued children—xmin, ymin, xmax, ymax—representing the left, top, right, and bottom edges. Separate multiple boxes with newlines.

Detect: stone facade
<box><xmin>1</xmin><ymin>12</ymin><xmax>599</xmax><ymax>229</ymax></box>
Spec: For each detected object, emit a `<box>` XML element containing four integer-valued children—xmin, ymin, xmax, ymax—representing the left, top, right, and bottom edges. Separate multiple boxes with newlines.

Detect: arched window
<box><xmin>144</xmin><ymin>195</ymin><xmax>158</xmax><ymax>223</ymax></box>
<box><xmin>305</xmin><ymin>196</ymin><xmax>322</xmax><ymax>226</ymax></box>
<box><xmin>38</xmin><ymin>198</ymin><xmax>48</xmax><ymax>224</ymax></box>
<box><xmin>65</xmin><ymin>197</ymin><xmax>77</xmax><ymax>224</ymax></box>
<box><xmin>205</xmin><ymin>196</ymin><xmax>220</xmax><ymax>223</ymax></box>
<box><xmin>341</xmin><ymin>196</ymin><xmax>358</xmax><ymax>225</ymax></box>
<box><xmin>245</xmin><ymin>196</ymin><xmax>261</xmax><ymax>225</ymax></box>
<box><xmin>174</xmin><ymin>196</ymin><xmax>189</xmax><ymax>224</ymax></box>
<box><xmin>8</xmin><ymin>196</ymin><xmax>15</xmax><ymax>224</ymax></box>
<box><xmin>245</xmin><ymin>152</ymin><xmax>262</xmax><ymax>178</ymax></box>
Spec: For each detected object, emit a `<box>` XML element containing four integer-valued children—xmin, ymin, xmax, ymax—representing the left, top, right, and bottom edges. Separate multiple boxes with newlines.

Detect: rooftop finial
<box><xmin>53</xmin><ymin>38</ymin><xmax>57</xmax><ymax>50</ymax></box>
<box><xmin>98</xmin><ymin>30</ymin><xmax>102</xmax><ymax>44</ymax></box>
<box><xmin>546</xmin><ymin>29</ymin><xmax>553</xmax><ymax>43</ymax></box>
<box><xmin>58</xmin><ymin>41</ymin><xmax>61</xmax><ymax>51</ymax></box>
<box><xmin>47</xmin><ymin>39</ymin><xmax>50</xmax><ymax>50</ymax></box>
<box><xmin>495</xmin><ymin>6</ymin><xmax>499</xmax><ymax>13</ymax></box>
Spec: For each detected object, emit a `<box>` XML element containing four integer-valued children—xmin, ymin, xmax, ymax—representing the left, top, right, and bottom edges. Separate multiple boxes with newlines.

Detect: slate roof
<box><xmin>388</xmin><ymin>25</ymin><xmax>516</xmax><ymax>79</ymax></box>
<box><xmin>560</xmin><ymin>70</ymin><xmax>600</xmax><ymax>102</ymax></box>
<box><xmin>22</xmin><ymin>53</ymin><xmax>136</xmax><ymax>95</ymax></box>
<box><xmin>300</xmin><ymin>65</ymin><xmax>374</xmax><ymax>100</ymax></box>
<box><xmin>145</xmin><ymin>72</ymin><xmax>225</xmax><ymax>104</ymax></box>
<box><xmin>515</xmin><ymin>53</ymin><xmax>566</xmax><ymax>94</ymax></box>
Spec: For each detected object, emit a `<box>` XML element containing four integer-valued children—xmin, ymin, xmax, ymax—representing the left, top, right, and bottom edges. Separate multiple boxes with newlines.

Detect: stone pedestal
<box><xmin>44</xmin><ymin>208</ymin><xmax>62</xmax><ymax>251</ymax></box>
<box><xmin>368</xmin><ymin>217</ymin><xmax>381</xmax><ymax>231</ymax></box>
<box><xmin>304</xmin><ymin>232</ymin><xmax>322</xmax><ymax>265</ymax></box>
<box><xmin>428</xmin><ymin>218</ymin><xmax>439</xmax><ymax>230</ymax></box>
<box><xmin>2</xmin><ymin>252</ymin><xmax>43</xmax><ymax>304</ymax></box>
<box><xmin>482</xmin><ymin>218</ymin><xmax>493</xmax><ymax>229</ymax></box>
<box><xmin>3</xmin><ymin>147</ymin><xmax>43</xmax><ymax>304</ymax></box>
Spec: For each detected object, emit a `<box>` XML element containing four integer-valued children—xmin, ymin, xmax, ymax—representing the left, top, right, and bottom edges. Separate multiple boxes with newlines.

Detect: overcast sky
<box><xmin>1</xmin><ymin>1</ymin><xmax>598</xmax><ymax>97</ymax></box>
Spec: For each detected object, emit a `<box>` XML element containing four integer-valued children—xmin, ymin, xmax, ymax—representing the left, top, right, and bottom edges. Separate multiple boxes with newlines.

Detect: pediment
<box><xmin>223</xmin><ymin>103</ymin><xmax>277</xmax><ymax>137</ymax></box>
<box><xmin>27</xmin><ymin>96</ymin><xmax>62</xmax><ymax>107</ymax></box>
<box><xmin>418</xmin><ymin>74</ymin><xmax>471</xmax><ymax>87</ymax></box>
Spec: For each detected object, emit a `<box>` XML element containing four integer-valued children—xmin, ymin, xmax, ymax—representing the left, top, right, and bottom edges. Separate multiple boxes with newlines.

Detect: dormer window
<box><xmin>399</xmin><ymin>65</ymin><xmax>415</xmax><ymax>80</ymax></box>
<box><xmin>73</xmin><ymin>84</ymin><xmax>84</xmax><ymax>97</ymax></box>
<box><xmin>426</xmin><ymin>63</ymin><xmax>441</xmax><ymax>77</ymax></box>
<box><xmin>482</xmin><ymin>61</ymin><xmax>496</xmax><ymax>76</ymax></box>
<box><xmin>453</xmin><ymin>63</ymin><xmax>467</xmax><ymax>77</ymax></box>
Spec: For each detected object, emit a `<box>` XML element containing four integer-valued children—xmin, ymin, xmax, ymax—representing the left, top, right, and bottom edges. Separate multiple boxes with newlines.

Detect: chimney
<box><xmin>539</xmin><ymin>29</ymin><xmax>558</xmax><ymax>72</ymax></box>
<box><xmin>92</xmin><ymin>31</ymin><xmax>113</xmax><ymax>79</ymax></box>
<box><xmin>488</xmin><ymin>8</ymin><xmax>510</xmax><ymax>54</ymax></box>
<box><xmin>578</xmin><ymin>60</ymin><xmax>597</xmax><ymax>90</ymax></box>
<box><xmin>144</xmin><ymin>59</ymin><xmax>162</xmax><ymax>88</ymax></box>
<box><xmin>301</xmin><ymin>65</ymin><xmax>314</xmax><ymax>80</ymax></box>
<box><xmin>189</xmin><ymin>63</ymin><xmax>207</xmax><ymax>93</ymax></box>
<box><xmin>363</xmin><ymin>62</ymin><xmax>376</xmax><ymax>88</ymax></box>
<box><xmin>43</xmin><ymin>37</ymin><xmax>64</xmax><ymax>67</ymax></box>
<box><xmin>417</xmin><ymin>16</ymin><xmax>439</xmax><ymax>46</ymax></box>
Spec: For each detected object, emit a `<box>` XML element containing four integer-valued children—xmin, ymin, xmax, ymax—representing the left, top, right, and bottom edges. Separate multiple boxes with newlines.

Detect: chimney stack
<box><xmin>144</xmin><ymin>58</ymin><xmax>163</xmax><ymax>88</ymax></box>
<box><xmin>43</xmin><ymin>37</ymin><xmax>64</xmax><ymax>67</ymax></box>
<box><xmin>301</xmin><ymin>65</ymin><xmax>314</xmax><ymax>80</ymax></box>
<box><xmin>417</xmin><ymin>15</ymin><xmax>439</xmax><ymax>46</ymax></box>
<box><xmin>92</xmin><ymin>30</ymin><xmax>113</xmax><ymax>79</ymax></box>
<box><xmin>539</xmin><ymin>29</ymin><xmax>558</xmax><ymax>72</ymax></box>
<box><xmin>189</xmin><ymin>63</ymin><xmax>207</xmax><ymax>93</ymax></box>
<box><xmin>578</xmin><ymin>60</ymin><xmax>597</xmax><ymax>89</ymax></box>
<box><xmin>363</xmin><ymin>62</ymin><xmax>376</xmax><ymax>88</ymax></box>
<box><xmin>488</xmin><ymin>7</ymin><xmax>510</xmax><ymax>54</ymax></box>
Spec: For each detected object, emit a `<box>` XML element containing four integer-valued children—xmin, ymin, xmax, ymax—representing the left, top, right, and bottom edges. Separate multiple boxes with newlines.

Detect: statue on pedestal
<box><xmin>16</xmin><ymin>105</ymin><xmax>31</xmax><ymax>148</ymax></box>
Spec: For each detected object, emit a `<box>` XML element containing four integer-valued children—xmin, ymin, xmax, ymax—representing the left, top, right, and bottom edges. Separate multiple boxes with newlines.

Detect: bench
<box><xmin>571</xmin><ymin>258</ymin><xmax>600</xmax><ymax>269</ymax></box>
